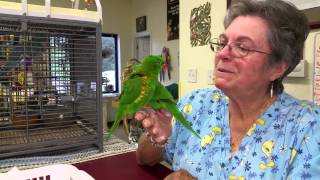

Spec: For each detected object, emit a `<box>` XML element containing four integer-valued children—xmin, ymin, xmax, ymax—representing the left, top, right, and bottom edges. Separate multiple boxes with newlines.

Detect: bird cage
<box><xmin>0</xmin><ymin>0</ymin><xmax>103</xmax><ymax>158</ymax></box>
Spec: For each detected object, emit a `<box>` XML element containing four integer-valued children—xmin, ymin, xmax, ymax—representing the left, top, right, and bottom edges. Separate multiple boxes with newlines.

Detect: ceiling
<box><xmin>229</xmin><ymin>0</ymin><xmax>320</xmax><ymax>26</ymax></box>
<box><xmin>285</xmin><ymin>0</ymin><xmax>320</xmax><ymax>25</ymax></box>
<box><xmin>286</xmin><ymin>0</ymin><xmax>320</xmax><ymax>10</ymax></box>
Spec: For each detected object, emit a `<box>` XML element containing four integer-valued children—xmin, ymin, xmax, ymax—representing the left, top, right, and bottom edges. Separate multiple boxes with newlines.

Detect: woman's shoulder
<box><xmin>177</xmin><ymin>87</ymin><xmax>227</xmax><ymax>110</ymax></box>
<box><xmin>279</xmin><ymin>92</ymin><xmax>320</xmax><ymax>122</ymax></box>
<box><xmin>180</xmin><ymin>87</ymin><xmax>225</xmax><ymax>100</ymax></box>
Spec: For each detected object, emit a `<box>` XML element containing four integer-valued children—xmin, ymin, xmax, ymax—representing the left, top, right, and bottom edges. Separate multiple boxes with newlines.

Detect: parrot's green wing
<box><xmin>108</xmin><ymin>56</ymin><xmax>163</xmax><ymax>139</ymax></box>
<box><xmin>107</xmin><ymin>75</ymin><xmax>156</xmax><ymax>139</ymax></box>
<box><xmin>107</xmin><ymin>76</ymin><xmax>142</xmax><ymax>139</ymax></box>
<box><xmin>119</xmin><ymin>75</ymin><xmax>144</xmax><ymax>105</ymax></box>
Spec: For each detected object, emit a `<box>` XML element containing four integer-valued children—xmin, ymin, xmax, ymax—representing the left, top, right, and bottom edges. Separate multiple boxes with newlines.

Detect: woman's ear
<box><xmin>270</xmin><ymin>62</ymin><xmax>288</xmax><ymax>81</ymax></box>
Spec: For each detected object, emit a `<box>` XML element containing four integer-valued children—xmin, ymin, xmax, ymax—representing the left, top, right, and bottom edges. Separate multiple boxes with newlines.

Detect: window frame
<box><xmin>101</xmin><ymin>33</ymin><xmax>121</xmax><ymax>97</ymax></box>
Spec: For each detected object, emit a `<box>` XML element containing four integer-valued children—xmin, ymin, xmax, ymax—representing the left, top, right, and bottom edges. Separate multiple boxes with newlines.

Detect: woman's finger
<box><xmin>135</xmin><ymin>111</ymin><xmax>148</xmax><ymax>121</ymax></box>
<box><xmin>153</xmin><ymin>135</ymin><xmax>167</xmax><ymax>144</ymax></box>
<box><xmin>151</xmin><ymin>127</ymin><xmax>159</xmax><ymax>136</ymax></box>
<box><xmin>158</xmin><ymin>109</ymin><xmax>172</xmax><ymax>117</ymax></box>
<box><xmin>142</xmin><ymin>117</ymin><xmax>154</xmax><ymax>128</ymax></box>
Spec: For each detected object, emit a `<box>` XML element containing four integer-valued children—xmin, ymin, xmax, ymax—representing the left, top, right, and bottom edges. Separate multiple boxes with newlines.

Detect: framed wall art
<box><xmin>167</xmin><ymin>0</ymin><xmax>179</xmax><ymax>41</ymax></box>
<box><xmin>136</xmin><ymin>16</ymin><xmax>147</xmax><ymax>32</ymax></box>
<box><xmin>190</xmin><ymin>2</ymin><xmax>211</xmax><ymax>47</ymax></box>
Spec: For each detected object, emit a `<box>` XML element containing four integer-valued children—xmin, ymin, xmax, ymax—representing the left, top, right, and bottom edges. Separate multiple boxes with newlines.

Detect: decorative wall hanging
<box><xmin>190</xmin><ymin>2</ymin><xmax>211</xmax><ymax>47</ymax></box>
<box><xmin>136</xmin><ymin>16</ymin><xmax>147</xmax><ymax>32</ymax></box>
<box><xmin>160</xmin><ymin>47</ymin><xmax>171</xmax><ymax>81</ymax></box>
<box><xmin>167</xmin><ymin>0</ymin><xmax>179</xmax><ymax>41</ymax></box>
<box><xmin>313</xmin><ymin>33</ymin><xmax>320</xmax><ymax>105</ymax></box>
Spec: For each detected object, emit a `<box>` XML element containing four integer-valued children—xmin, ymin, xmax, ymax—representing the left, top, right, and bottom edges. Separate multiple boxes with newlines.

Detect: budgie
<box><xmin>107</xmin><ymin>55</ymin><xmax>200</xmax><ymax>139</ymax></box>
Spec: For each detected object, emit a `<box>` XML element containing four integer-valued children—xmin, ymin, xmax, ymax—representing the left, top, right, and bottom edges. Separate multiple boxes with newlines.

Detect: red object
<box><xmin>74</xmin><ymin>151</ymin><xmax>172</xmax><ymax>180</ymax></box>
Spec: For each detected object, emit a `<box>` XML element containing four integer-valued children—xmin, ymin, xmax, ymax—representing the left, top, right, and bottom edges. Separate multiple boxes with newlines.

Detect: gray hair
<box><xmin>224</xmin><ymin>0</ymin><xmax>309</xmax><ymax>95</ymax></box>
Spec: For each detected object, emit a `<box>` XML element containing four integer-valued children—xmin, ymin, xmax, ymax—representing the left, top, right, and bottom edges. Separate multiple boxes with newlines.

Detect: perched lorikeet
<box><xmin>107</xmin><ymin>55</ymin><xmax>200</xmax><ymax>139</ymax></box>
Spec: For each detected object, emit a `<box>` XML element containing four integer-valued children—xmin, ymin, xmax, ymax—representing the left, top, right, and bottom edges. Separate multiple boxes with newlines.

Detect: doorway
<box><xmin>134</xmin><ymin>33</ymin><xmax>150</xmax><ymax>60</ymax></box>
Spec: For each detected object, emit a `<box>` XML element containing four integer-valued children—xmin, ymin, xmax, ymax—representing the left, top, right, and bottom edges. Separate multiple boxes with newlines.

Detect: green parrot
<box><xmin>107</xmin><ymin>55</ymin><xmax>200</xmax><ymax>139</ymax></box>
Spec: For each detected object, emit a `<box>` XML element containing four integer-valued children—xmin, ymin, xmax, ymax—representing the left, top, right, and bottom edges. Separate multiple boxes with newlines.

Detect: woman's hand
<box><xmin>164</xmin><ymin>169</ymin><xmax>197</xmax><ymax>180</ymax></box>
<box><xmin>135</xmin><ymin>107</ymin><xmax>172</xmax><ymax>145</ymax></box>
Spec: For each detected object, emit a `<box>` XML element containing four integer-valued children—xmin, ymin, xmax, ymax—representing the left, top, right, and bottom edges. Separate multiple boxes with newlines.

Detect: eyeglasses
<box><xmin>210</xmin><ymin>38</ymin><xmax>271</xmax><ymax>58</ymax></box>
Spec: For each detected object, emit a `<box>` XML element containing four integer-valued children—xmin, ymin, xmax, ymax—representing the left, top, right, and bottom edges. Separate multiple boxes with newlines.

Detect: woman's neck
<box><xmin>228</xmin><ymin>93</ymin><xmax>277</xmax><ymax>155</ymax></box>
<box><xmin>229</xmin><ymin>93</ymin><xmax>275</xmax><ymax>122</ymax></box>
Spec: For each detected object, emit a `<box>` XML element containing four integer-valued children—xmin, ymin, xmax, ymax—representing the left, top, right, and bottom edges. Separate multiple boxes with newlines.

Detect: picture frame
<box><xmin>136</xmin><ymin>16</ymin><xmax>147</xmax><ymax>32</ymax></box>
<box><xmin>226</xmin><ymin>0</ymin><xmax>320</xmax><ymax>29</ymax></box>
<box><xmin>167</xmin><ymin>0</ymin><xmax>179</xmax><ymax>41</ymax></box>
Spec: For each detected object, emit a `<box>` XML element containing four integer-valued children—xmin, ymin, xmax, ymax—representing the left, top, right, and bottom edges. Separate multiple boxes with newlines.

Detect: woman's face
<box><xmin>214</xmin><ymin>16</ymin><xmax>285</xmax><ymax>97</ymax></box>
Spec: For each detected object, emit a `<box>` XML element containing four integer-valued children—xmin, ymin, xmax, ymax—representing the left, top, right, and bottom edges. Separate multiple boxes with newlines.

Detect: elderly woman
<box><xmin>135</xmin><ymin>0</ymin><xmax>320</xmax><ymax>179</ymax></box>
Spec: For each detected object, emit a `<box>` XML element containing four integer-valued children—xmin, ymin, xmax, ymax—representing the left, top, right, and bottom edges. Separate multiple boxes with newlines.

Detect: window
<box><xmin>50</xmin><ymin>36</ymin><xmax>70</xmax><ymax>94</ymax></box>
<box><xmin>101</xmin><ymin>33</ymin><xmax>121</xmax><ymax>97</ymax></box>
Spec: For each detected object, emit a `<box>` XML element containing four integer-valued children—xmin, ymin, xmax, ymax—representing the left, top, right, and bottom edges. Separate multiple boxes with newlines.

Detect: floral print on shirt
<box><xmin>164</xmin><ymin>88</ymin><xmax>320</xmax><ymax>180</ymax></box>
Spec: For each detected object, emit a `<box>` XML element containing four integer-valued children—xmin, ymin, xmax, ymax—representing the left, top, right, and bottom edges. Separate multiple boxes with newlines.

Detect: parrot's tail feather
<box><xmin>107</xmin><ymin>109</ymin><xmax>123</xmax><ymax>139</ymax></box>
<box><xmin>163</xmin><ymin>102</ymin><xmax>201</xmax><ymax>139</ymax></box>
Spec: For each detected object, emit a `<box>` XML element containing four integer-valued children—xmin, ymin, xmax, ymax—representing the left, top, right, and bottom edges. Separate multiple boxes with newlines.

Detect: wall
<box><xmin>179</xmin><ymin>0</ymin><xmax>320</xmax><ymax>102</ymax></box>
<box><xmin>284</xmin><ymin>30</ymin><xmax>320</xmax><ymax>101</ymax></box>
<box><xmin>101</xmin><ymin>0</ymin><xmax>133</xmax><ymax>70</ymax></box>
<box><xmin>103</xmin><ymin>0</ymin><xmax>180</xmax><ymax>85</ymax></box>
<box><xmin>100</xmin><ymin>0</ymin><xmax>133</xmax><ymax>129</ymax></box>
<box><xmin>131</xmin><ymin>0</ymin><xmax>179</xmax><ymax>86</ymax></box>
<box><xmin>102</xmin><ymin>0</ymin><xmax>180</xmax><ymax>127</ymax></box>
<box><xmin>179</xmin><ymin>0</ymin><xmax>227</xmax><ymax>96</ymax></box>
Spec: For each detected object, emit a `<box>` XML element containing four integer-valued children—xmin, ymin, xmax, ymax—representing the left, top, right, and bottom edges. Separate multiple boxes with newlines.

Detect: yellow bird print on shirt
<box><xmin>171</xmin><ymin>116</ymin><xmax>176</xmax><ymax>126</ymax></box>
<box><xmin>257</xmin><ymin>118</ymin><xmax>265</xmax><ymax>125</ymax></box>
<box><xmin>213</xmin><ymin>93</ymin><xmax>229</xmax><ymax>101</ymax></box>
<box><xmin>229</xmin><ymin>175</ymin><xmax>245</xmax><ymax>180</ymax></box>
<box><xmin>247</xmin><ymin>123</ymin><xmax>256</xmax><ymax>136</ymax></box>
<box><xmin>289</xmin><ymin>148</ymin><xmax>297</xmax><ymax>165</ymax></box>
<box><xmin>259</xmin><ymin>140</ymin><xmax>276</xmax><ymax>170</ymax></box>
<box><xmin>200</xmin><ymin>127</ymin><xmax>221</xmax><ymax>147</ymax></box>
<box><xmin>213</xmin><ymin>94</ymin><xmax>221</xmax><ymax>100</ymax></box>
<box><xmin>212</xmin><ymin>127</ymin><xmax>221</xmax><ymax>134</ymax></box>
<box><xmin>183</xmin><ymin>103</ymin><xmax>193</xmax><ymax>114</ymax></box>
<box><xmin>247</xmin><ymin>118</ymin><xmax>265</xmax><ymax>136</ymax></box>
<box><xmin>301</xmin><ymin>102</ymin><xmax>314</xmax><ymax>112</ymax></box>
<box><xmin>201</xmin><ymin>134</ymin><xmax>214</xmax><ymax>147</ymax></box>
<box><xmin>259</xmin><ymin>161</ymin><xmax>275</xmax><ymax>169</ymax></box>
<box><xmin>262</xmin><ymin>140</ymin><xmax>274</xmax><ymax>157</ymax></box>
